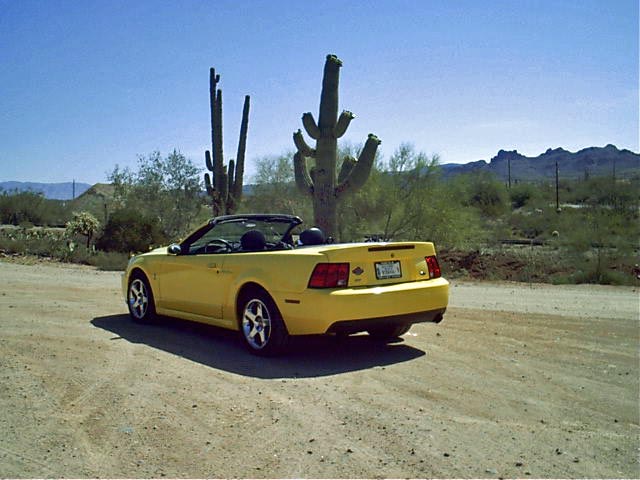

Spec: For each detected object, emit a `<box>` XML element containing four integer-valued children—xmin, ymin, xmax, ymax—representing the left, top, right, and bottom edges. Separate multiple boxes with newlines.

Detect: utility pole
<box><xmin>72</xmin><ymin>179</ymin><xmax>76</xmax><ymax>200</ymax></box>
<box><xmin>555</xmin><ymin>161</ymin><xmax>560</xmax><ymax>212</ymax></box>
<box><xmin>508</xmin><ymin>158</ymin><xmax>511</xmax><ymax>189</ymax></box>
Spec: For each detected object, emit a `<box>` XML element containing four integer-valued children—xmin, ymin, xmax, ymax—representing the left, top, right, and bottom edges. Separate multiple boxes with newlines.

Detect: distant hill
<box><xmin>0</xmin><ymin>181</ymin><xmax>91</xmax><ymax>200</ymax></box>
<box><xmin>65</xmin><ymin>183</ymin><xmax>116</xmax><ymax>220</ymax></box>
<box><xmin>440</xmin><ymin>145</ymin><xmax>640</xmax><ymax>181</ymax></box>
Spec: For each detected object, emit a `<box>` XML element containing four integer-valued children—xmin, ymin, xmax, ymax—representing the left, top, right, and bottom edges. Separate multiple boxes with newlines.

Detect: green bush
<box><xmin>509</xmin><ymin>183</ymin><xmax>539</xmax><ymax>209</ymax></box>
<box><xmin>0</xmin><ymin>226</ymin><xmax>69</xmax><ymax>257</ymax></box>
<box><xmin>96</xmin><ymin>208</ymin><xmax>166</xmax><ymax>253</ymax></box>
<box><xmin>66</xmin><ymin>211</ymin><xmax>100</xmax><ymax>248</ymax></box>
<box><xmin>108</xmin><ymin>150</ymin><xmax>203</xmax><ymax>240</ymax></box>
<box><xmin>83</xmin><ymin>251</ymin><xmax>129</xmax><ymax>271</ymax></box>
<box><xmin>453</xmin><ymin>172</ymin><xmax>509</xmax><ymax>218</ymax></box>
<box><xmin>0</xmin><ymin>190</ymin><xmax>70</xmax><ymax>226</ymax></box>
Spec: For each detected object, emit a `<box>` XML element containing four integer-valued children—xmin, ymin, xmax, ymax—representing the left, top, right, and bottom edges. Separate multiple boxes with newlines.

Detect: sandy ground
<box><xmin>0</xmin><ymin>260</ymin><xmax>638</xmax><ymax>478</ymax></box>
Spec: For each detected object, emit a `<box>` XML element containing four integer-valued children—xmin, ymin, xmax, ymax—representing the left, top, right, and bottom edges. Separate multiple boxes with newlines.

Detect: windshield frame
<box><xmin>179</xmin><ymin>214</ymin><xmax>303</xmax><ymax>255</ymax></box>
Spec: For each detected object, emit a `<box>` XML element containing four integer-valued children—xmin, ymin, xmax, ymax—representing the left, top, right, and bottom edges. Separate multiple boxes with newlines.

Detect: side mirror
<box><xmin>168</xmin><ymin>244</ymin><xmax>182</xmax><ymax>255</ymax></box>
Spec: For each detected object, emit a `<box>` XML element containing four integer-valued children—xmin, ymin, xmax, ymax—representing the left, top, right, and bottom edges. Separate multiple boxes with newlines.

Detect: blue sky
<box><xmin>0</xmin><ymin>0</ymin><xmax>637</xmax><ymax>184</ymax></box>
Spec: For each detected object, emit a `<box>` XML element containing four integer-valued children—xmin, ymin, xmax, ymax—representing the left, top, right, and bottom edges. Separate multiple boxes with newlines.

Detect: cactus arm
<box><xmin>228</xmin><ymin>159</ymin><xmax>235</xmax><ymax>196</ymax></box>
<box><xmin>293</xmin><ymin>151</ymin><xmax>314</xmax><ymax>196</ymax></box>
<box><xmin>204</xmin><ymin>172</ymin><xmax>214</xmax><ymax>196</ymax></box>
<box><xmin>335</xmin><ymin>134</ymin><xmax>381</xmax><ymax>197</ymax></box>
<box><xmin>226</xmin><ymin>160</ymin><xmax>235</xmax><ymax>212</ymax></box>
<box><xmin>205</xmin><ymin>150</ymin><xmax>214</xmax><ymax>173</ymax></box>
<box><xmin>337</xmin><ymin>156</ymin><xmax>356</xmax><ymax>184</ymax></box>
<box><xmin>302</xmin><ymin>113</ymin><xmax>320</xmax><ymax>140</ymax></box>
<box><xmin>293</xmin><ymin>129</ymin><xmax>315</xmax><ymax>157</ymax></box>
<box><xmin>318</xmin><ymin>54</ymin><xmax>342</xmax><ymax>129</ymax></box>
<box><xmin>219</xmin><ymin>165</ymin><xmax>229</xmax><ymax>208</ymax></box>
<box><xmin>334</xmin><ymin>110</ymin><xmax>354</xmax><ymax>138</ymax></box>
<box><xmin>233</xmin><ymin>95</ymin><xmax>250</xmax><ymax>200</ymax></box>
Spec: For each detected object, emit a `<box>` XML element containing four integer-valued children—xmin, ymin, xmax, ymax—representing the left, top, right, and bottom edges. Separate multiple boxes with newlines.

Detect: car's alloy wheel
<box><xmin>240</xmin><ymin>292</ymin><xmax>288</xmax><ymax>356</ymax></box>
<box><xmin>242</xmin><ymin>299</ymin><xmax>272</xmax><ymax>349</ymax></box>
<box><xmin>128</xmin><ymin>275</ymin><xmax>155</xmax><ymax>323</ymax></box>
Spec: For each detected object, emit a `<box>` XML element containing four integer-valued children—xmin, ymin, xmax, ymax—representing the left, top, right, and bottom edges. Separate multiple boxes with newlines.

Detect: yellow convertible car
<box><xmin>123</xmin><ymin>214</ymin><xmax>449</xmax><ymax>356</ymax></box>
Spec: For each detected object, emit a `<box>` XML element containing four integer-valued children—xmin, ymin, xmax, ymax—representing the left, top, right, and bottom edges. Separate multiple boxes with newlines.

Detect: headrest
<box><xmin>240</xmin><ymin>230</ymin><xmax>266</xmax><ymax>251</ymax></box>
<box><xmin>300</xmin><ymin>227</ymin><xmax>326</xmax><ymax>246</ymax></box>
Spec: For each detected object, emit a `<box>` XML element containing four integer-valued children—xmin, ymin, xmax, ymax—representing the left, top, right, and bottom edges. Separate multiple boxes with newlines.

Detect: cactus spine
<box><xmin>204</xmin><ymin>68</ymin><xmax>250</xmax><ymax>216</ymax></box>
<box><xmin>293</xmin><ymin>54</ymin><xmax>380</xmax><ymax>240</ymax></box>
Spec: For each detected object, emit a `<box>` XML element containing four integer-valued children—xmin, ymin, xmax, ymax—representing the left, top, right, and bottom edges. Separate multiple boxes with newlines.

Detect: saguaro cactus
<box><xmin>204</xmin><ymin>68</ymin><xmax>250</xmax><ymax>216</ymax></box>
<box><xmin>293</xmin><ymin>54</ymin><xmax>380</xmax><ymax>239</ymax></box>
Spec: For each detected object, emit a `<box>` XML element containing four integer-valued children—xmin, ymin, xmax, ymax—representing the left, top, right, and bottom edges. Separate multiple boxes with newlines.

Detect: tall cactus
<box><xmin>293</xmin><ymin>54</ymin><xmax>381</xmax><ymax>240</ymax></box>
<box><xmin>204</xmin><ymin>67</ymin><xmax>250</xmax><ymax>216</ymax></box>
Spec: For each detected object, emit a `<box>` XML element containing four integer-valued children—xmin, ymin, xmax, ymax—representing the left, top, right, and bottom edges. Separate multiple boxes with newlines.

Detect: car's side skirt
<box><xmin>155</xmin><ymin>307</ymin><xmax>237</xmax><ymax>330</ymax></box>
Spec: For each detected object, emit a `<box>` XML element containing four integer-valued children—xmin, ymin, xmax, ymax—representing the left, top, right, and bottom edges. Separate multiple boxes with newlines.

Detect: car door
<box><xmin>155</xmin><ymin>223</ymin><xmax>236</xmax><ymax>321</ymax></box>
<box><xmin>157</xmin><ymin>252</ymin><xmax>229</xmax><ymax>320</ymax></box>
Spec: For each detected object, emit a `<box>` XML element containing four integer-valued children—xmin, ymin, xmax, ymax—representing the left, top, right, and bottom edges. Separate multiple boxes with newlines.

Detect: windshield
<box><xmin>213</xmin><ymin>218</ymin><xmax>295</xmax><ymax>243</ymax></box>
<box><xmin>184</xmin><ymin>216</ymin><xmax>300</xmax><ymax>254</ymax></box>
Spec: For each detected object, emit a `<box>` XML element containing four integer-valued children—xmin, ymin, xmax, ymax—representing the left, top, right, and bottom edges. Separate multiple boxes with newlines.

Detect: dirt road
<box><xmin>0</xmin><ymin>261</ymin><xmax>638</xmax><ymax>478</ymax></box>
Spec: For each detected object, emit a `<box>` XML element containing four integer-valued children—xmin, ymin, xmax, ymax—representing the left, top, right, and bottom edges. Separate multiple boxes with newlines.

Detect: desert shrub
<box><xmin>65</xmin><ymin>211</ymin><xmax>100</xmax><ymax>248</ymax></box>
<box><xmin>96</xmin><ymin>208</ymin><xmax>166</xmax><ymax>253</ymax></box>
<box><xmin>0</xmin><ymin>190</ymin><xmax>70</xmax><ymax>226</ymax></box>
<box><xmin>0</xmin><ymin>190</ymin><xmax>45</xmax><ymax>225</ymax></box>
<box><xmin>508</xmin><ymin>207</ymin><xmax>564</xmax><ymax>240</ymax></box>
<box><xmin>509</xmin><ymin>183</ymin><xmax>540</xmax><ymax>209</ymax></box>
<box><xmin>334</xmin><ymin>144</ymin><xmax>487</xmax><ymax>248</ymax></box>
<box><xmin>452</xmin><ymin>172</ymin><xmax>509</xmax><ymax>218</ymax></box>
<box><xmin>109</xmin><ymin>150</ymin><xmax>202</xmax><ymax>240</ymax></box>
<box><xmin>84</xmin><ymin>251</ymin><xmax>129</xmax><ymax>271</ymax></box>
<box><xmin>0</xmin><ymin>226</ymin><xmax>72</xmax><ymax>260</ymax></box>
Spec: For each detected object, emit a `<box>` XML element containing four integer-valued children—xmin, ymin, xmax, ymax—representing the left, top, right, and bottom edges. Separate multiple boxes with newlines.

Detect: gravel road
<box><xmin>0</xmin><ymin>261</ymin><xmax>638</xmax><ymax>478</ymax></box>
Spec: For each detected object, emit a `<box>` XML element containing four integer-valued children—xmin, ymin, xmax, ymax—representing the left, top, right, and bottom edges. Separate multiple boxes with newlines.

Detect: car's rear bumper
<box><xmin>327</xmin><ymin>307</ymin><xmax>446</xmax><ymax>335</ymax></box>
<box><xmin>275</xmin><ymin>277</ymin><xmax>449</xmax><ymax>335</ymax></box>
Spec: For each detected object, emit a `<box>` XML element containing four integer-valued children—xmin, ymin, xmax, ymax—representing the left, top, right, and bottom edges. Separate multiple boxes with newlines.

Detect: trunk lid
<box><xmin>319</xmin><ymin>242</ymin><xmax>438</xmax><ymax>287</ymax></box>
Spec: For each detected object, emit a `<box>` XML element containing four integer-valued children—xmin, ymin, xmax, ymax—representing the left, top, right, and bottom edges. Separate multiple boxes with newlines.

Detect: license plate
<box><xmin>375</xmin><ymin>260</ymin><xmax>402</xmax><ymax>280</ymax></box>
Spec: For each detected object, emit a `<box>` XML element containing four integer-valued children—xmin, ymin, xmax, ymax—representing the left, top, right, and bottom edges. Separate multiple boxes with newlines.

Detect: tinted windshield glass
<box><xmin>214</xmin><ymin>218</ymin><xmax>294</xmax><ymax>243</ymax></box>
<box><xmin>186</xmin><ymin>217</ymin><xmax>297</xmax><ymax>254</ymax></box>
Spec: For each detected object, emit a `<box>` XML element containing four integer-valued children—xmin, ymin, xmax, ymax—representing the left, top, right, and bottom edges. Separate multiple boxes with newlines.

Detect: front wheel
<box><xmin>367</xmin><ymin>324</ymin><xmax>411</xmax><ymax>342</ymax></box>
<box><xmin>240</xmin><ymin>291</ymin><xmax>289</xmax><ymax>356</ymax></box>
<box><xmin>127</xmin><ymin>274</ymin><xmax>156</xmax><ymax>323</ymax></box>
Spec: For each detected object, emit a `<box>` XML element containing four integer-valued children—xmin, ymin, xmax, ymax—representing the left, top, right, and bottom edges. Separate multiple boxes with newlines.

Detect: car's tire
<box><xmin>127</xmin><ymin>273</ymin><xmax>156</xmax><ymax>323</ymax></box>
<box><xmin>239</xmin><ymin>290</ymin><xmax>289</xmax><ymax>356</ymax></box>
<box><xmin>367</xmin><ymin>324</ymin><xmax>411</xmax><ymax>342</ymax></box>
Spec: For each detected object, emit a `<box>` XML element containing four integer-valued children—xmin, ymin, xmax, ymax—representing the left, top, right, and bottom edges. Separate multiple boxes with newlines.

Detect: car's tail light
<box><xmin>425</xmin><ymin>255</ymin><xmax>441</xmax><ymax>279</ymax></box>
<box><xmin>308</xmin><ymin>263</ymin><xmax>350</xmax><ymax>288</ymax></box>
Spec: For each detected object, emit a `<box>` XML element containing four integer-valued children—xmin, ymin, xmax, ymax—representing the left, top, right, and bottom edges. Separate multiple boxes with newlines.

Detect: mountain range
<box><xmin>2</xmin><ymin>145</ymin><xmax>638</xmax><ymax>200</ymax></box>
<box><xmin>0</xmin><ymin>181</ymin><xmax>92</xmax><ymax>200</ymax></box>
<box><xmin>439</xmin><ymin>144</ymin><xmax>639</xmax><ymax>181</ymax></box>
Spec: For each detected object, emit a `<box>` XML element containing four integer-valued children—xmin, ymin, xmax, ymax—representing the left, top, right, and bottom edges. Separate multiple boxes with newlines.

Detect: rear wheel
<box><xmin>240</xmin><ymin>291</ymin><xmax>289</xmax><ymax>356</ymax></box>
<box><xmin>367</xmin><ymin>324</ymin><xmax>411</xmax><ymax>342</ymax></box>
<box><xmin>127</xmin><ymin>273</ymin><xmax>156</xmax><ymax>323</ymax></box>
